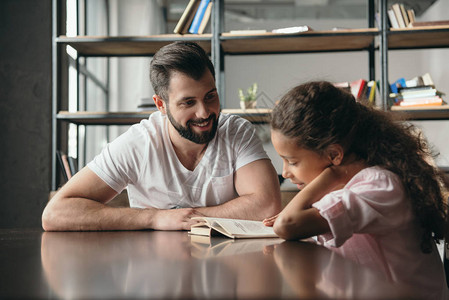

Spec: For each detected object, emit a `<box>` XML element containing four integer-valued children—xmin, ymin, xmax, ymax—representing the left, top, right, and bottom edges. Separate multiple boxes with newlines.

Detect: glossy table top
<box><xmin>0</xmin><ymin>229</ymin><xmax>414</xmax><ymax>299</ymax></box>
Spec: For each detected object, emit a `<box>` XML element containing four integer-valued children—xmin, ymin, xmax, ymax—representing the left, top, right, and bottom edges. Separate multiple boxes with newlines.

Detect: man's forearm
<box><xmin>43</xmin><ymin>195</ymin><xmax>205</xmax><ymax>231</ymax></box>
<box><xmin>196</xmin><ymin>193</ymin><xmax>281</xmax><ymax>221</ymax></box>
<box><xmin>42</xmin><ymin>197</ymin><xmax>155</xmax><ymax>231</ymax></box>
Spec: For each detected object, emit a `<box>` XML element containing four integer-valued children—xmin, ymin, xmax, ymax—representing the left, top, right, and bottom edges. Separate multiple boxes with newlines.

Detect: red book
<box><xmin>350</xmin><ymin>79</ymin><xmax>367</xmax><ymax>101</ymax></box>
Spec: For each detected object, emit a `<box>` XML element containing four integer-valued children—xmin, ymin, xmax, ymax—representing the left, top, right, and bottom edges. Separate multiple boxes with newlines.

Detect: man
<box><xmin>42</xmin><ymin>41</ymin><xmax>281</xmax><ymax>231</ymax></box>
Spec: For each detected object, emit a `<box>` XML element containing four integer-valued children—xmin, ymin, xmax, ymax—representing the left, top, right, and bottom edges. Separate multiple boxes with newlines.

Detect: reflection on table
<box><xmin>0</xmin><ymin>229</ymin><xmax>414</xmax><ymax>299</ymax></box>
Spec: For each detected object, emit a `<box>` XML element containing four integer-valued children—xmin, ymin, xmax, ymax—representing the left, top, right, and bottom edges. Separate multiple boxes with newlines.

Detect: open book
<box><xmin>189</xmin><ymin>217</ymin><xmax>278</xmax><ymax>239</ymax></box>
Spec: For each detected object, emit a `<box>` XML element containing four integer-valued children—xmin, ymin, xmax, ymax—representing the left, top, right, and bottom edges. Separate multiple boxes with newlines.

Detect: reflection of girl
<box><xmin>264</xmin><ymin>81</ymin><xmax>448</xmax><ymax>298</ymax></box>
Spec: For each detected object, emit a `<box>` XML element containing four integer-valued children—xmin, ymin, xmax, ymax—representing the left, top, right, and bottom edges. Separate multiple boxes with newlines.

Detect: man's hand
<box><xmin>149</xmin><ymin>208</ymin><xmax>204</xmax><ymax>231</ymax></box>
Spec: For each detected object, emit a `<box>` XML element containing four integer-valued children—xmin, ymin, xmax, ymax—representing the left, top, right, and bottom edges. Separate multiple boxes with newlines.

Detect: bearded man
<box><xmin>42</xmin><ymin>42</ymin><xmax>281</xmax><ymax>231</ymax></box>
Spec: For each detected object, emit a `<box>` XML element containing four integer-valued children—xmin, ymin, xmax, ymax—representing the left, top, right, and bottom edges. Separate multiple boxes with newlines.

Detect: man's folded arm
<box><xmin>41</xmin><ymin>167</ymin><xmax>200</xmax><ymax>231</ymax></box>
<box><xmin>196</xmin><ymin>159</ymin><xmax>282</xmax><ymax>220</ymax></box>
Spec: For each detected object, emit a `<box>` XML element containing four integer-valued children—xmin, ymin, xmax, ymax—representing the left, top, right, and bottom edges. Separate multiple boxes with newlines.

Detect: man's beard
<box><xmin>166</xmin><ymin>108</ymin><xmax>219</xmax><ymax>144</ymax></box>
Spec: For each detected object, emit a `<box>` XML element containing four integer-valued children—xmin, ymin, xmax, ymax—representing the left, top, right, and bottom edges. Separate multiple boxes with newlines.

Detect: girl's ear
<box><xmin>326</xmin><ymin>144</ymin><xmax>345</xmax><ymax>166</ymax></box>
<box><xmin>153</xmin><ymin>94</ymin><xmax>167</xmax><ymax>114</ymax></box>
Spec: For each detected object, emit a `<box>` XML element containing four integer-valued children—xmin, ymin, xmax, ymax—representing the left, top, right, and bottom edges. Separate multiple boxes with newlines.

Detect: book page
<box><xmin>212</xmin><ymin>218</ymin><xmax>276</xmax><ymax>237</ymax></box>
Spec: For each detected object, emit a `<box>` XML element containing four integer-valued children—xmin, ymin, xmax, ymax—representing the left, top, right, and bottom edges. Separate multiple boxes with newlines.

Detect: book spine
<box><xmin>189</xmin><ymin>0</ymin><xmax>210</xmax><ymax>34</ymax></box>
<box><xmin>67</xmin><ymin>156</ymin><xmax>78</xmax><ymax>176</ymax></box>
<box><xmin>387</xmin><ymin>9</ymin><xmax>399</xmax><ymax>29</ymax></box>
<box><xmin>197</xmin><ymin>2</ymin><xmax>213</xmax><ymax>34</ymax></box>
<box><xmin>392</xmin><ymin>4</ymin><xmax>406</xmax><ymax>28</ymax></box>
<box><xmin>56</xmin><ymin>150</ymin><xmax>68</xmax><ymax>182</ymax></box>
<box><xmin>173</xmin><ymin>0</ymin><xmax>198</xmax><ymax>34</ymax></box>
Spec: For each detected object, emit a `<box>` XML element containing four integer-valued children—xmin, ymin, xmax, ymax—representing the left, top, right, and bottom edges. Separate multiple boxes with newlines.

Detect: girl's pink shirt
<box><xmin>312</xmin><ymin>166</ymin><xmax>448</xmax><ymax>299</ymax></box>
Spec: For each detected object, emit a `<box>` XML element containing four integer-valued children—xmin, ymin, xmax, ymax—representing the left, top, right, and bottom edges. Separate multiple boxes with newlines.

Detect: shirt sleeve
<box><xmin>312</xmin><ymin>168</ymin><xmax>412</xmax><ymax>248</ymax></box>
<box><xmin>87</xmin><ymin>124</ymin><xmax>147</xmax><ymax>193</ymax></box>
<box><xmin>225</xmin><ymin>115</ymin><xmax>269</xmax><ymax>170</ymax></box>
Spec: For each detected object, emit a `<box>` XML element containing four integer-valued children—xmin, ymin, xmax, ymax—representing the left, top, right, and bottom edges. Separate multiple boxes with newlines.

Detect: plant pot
<box><xmin>240</xmin><ymin>100</ymin><xmax>256</xmax><ymax>110</ymax></box>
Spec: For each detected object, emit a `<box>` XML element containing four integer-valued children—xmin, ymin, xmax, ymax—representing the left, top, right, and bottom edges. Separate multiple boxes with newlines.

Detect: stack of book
<box><xmin>387</xmin><ymin>3</ymin><xmax>449</xmax><ymax>29</ymax></box>
<box><xmin>334</xmin><ymin>79</ymin><xmax>378</xmax><ymax>106</ymax></box>
<box><xmin>387</xmin><ymin>3</ymin><xmax>415</xmax><ymax>29</ymax></box>
<box><xmin>390</xmin><ymin>73</ymin><xmax>445</xmax><ymax>108</ymax></box>
<box><xmin>137</xmin><ymin>97</ymin><xmax>156</xmax><ymax>111</ymax></box>
<box><xmin>173</xmin><ymin>0</ymin><xmax>212</xmax><ymax>34</ymax></box>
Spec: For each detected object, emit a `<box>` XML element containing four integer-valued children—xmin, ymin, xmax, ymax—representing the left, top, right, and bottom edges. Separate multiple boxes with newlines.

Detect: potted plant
<box><xmin>238</xmin><ymin>83</ymin><xmax>258</xmax><ymax>110</ymax></box>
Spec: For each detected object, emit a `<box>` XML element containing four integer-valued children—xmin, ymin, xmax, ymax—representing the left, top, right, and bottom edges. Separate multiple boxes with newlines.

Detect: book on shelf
<box><xmin>350</xmin><ymin>78</ymin><xmax>368</xmax><ymax>101</ymax></box>
<box><xmin>392</xmin><ymin>3</ymin><xmax>406</xmax><ymax>28</ymax></box>
<box><xmin>271</xmin><ymin>25</ymin><xmax>313</xmax><ymax>34</ymax></box>
<box><xmin>190</xmin><ymin>234</ymin><xmax>282</xmax><ymax>259</ymax></box>
<box><xmin>56</xmin><ymin>150</ymin><xmax>68</xmax><ymax>182</ymax></box>
<box><xmin>398</xmin><ymin>87</ymin><xmax>438</xmax><ymax>99</ymax></box>
<box><xmin>407</xmin><ymin>9</ymin><xmax>416</xmax><ymax>24</ymax></box>
<box><xmin>173</xmin><ymin>0</ymin><xmax>200</xmax><ymax>34</ymax></box>
<box><xmin>389</xmin><ymin>3</ymin><xmax>417</xmax><ymax>29</ymax></box>
<box><xmin>229</xmin><ymin>29</ymin><xmax>268</xmax><ymax>35</ymax></box>
<box><xmin>387</xmin><ymin>9</ymin><xmax>400</xmax><ymax>29</ymax></box>
<box><xmin>189</xmin><ymin>217</ymin><xmax>278</xmax><ymax>239</ymax></box>
<box><xmin>197</xmin><ymin>1</ymin><xmax>212</xmax><ymax>34</ymax></box>
<box><xmin>390</xmin><ymin>73</ymin><xmax>446</xmax><ymax>108</ymax></box>
<box><xmin>398</xmin><ymin>96</ymin><xmax>443</xmax><ymax>107</ymax></box>
<box><xmin>56</xmin><ymin>150</ymin><xmax>75</xmax><ymax>181</ymax></box>
<box><xmin>366</xmin><ymin>80</ymin><xmax>378</xmax><ymax>105</ymax></box>
<box><xmin>67</xmin><ymin>156</ymin><xmax>78</xmax><ymax>176</ymax></box>
<box><xmin>188</xmin><ymin>0</ymin><xmax>211</xmax><ymax>34</ymax></box>
<box><xmin>137</xmin><ymin>97</ymin><xmax>156</xmax><ymax>111</ymax></box>
<box><xmin>333</xmin><ymin>81</ymin><xmax>351</xmax><ymax>91</ymax></box>
<box><xmin>399</xmin><ymin>4</ymin><xmax>410</xmax><ymax>27</ymax></box>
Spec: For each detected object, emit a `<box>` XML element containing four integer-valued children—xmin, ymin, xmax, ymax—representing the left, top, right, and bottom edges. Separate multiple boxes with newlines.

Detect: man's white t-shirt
<box><xmin>88</xmin><ymin>112</ymin><xmax>269</xmax><ymax>209</ymax></box>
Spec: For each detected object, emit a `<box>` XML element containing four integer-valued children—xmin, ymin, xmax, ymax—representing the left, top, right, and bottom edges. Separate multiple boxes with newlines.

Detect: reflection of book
<box><xmin>189</xmin><ymin>217</ymin><xmax>278</xmax><ymax>239</ymax></box>
<box><xmin>173</xmin><ymin>0</ymin><xmax>200</xmax><ymax>34</ymax></box>
<box><xmin>190</xmin><ymin>235</ymin><xmax>282</xmax><ymax>258</ymax></box>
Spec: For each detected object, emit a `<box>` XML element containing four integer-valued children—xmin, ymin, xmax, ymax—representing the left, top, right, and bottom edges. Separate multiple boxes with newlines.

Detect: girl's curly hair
<box><xmin>271</xmin><ymin>81</ymin><xmax>448</xmax><ymax>253</ymax></box>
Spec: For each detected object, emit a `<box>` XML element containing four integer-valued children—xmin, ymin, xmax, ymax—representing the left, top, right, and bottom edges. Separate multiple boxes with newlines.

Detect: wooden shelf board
<box><xmin>221</xmin><ymin>28</ymin><xmax>378</xmax><ymax>54</ymax></box>
<box><xmin>388</xmin><ymin>26</ymin><xmax>449</xmax><ymax>49</ymax></box>
<box><xmin>57</xmin><ymin>109</ymin><xmax>272</xmax><ymax>125</ymax></box>
<box><xmin>57</xmin><ymin>111</ymin><xmax>156</xmax><ymax>125</ymax></box>
<box><xmin>56</xmin><ymin>34</ymin><xmax>212</xmax><ymax>56</ymax></box>
<box><xmin>390</xmin><ymin>104</ymin><xmax>449</xmax><ymax>120</ymax></box>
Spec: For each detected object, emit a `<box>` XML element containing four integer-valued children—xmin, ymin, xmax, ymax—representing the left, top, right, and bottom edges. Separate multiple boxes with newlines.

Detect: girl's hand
<box><xmin>263</xmin><ymin>214</ymin><xmax>279</xmax><ymax>227</ymax></box>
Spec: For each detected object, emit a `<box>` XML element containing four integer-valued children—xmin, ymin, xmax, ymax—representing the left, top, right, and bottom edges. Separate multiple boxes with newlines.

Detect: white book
<box><xmin>189</xmin><ymin>217</ymin><xmax>278</xmax><ymax>239</ymax></box>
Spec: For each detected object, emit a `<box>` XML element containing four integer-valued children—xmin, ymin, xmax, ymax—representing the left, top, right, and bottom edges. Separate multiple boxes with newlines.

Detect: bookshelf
<box><xmin>51</xmin><ymin>0</ymin><xmax>449</xmax><ymax>190</ymax></box>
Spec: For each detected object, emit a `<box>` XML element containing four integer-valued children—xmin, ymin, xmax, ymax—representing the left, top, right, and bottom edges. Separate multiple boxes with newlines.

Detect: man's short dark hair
<box><xmin>150</xmin><ymin>41</ymin><xmax>215</xmax><ymax>102</ymax></box>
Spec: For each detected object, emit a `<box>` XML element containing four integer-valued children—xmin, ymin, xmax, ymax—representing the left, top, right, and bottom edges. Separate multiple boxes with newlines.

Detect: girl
<box><xmin>264</xmin><ymin>81</ymin><xmax>448</xmax><ymax>298</ymax></box>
